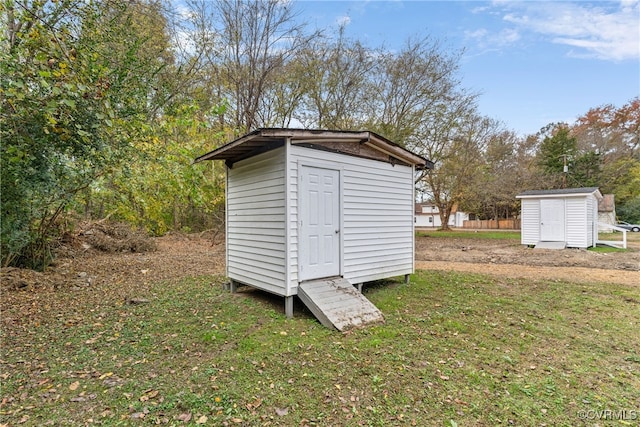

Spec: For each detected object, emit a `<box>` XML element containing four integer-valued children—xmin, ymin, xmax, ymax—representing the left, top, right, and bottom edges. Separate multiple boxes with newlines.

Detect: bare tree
<box><xmin>257</xmin><ymin>59</ymin><xmax>308</xmax><ymax>127</ymax></box>
<box><xmin>346</xmin><ymin>36</ymin><xmax>484</xmax><ymax>228</ymax></box>
<box><xmin>294</xmin><ymin>26</ymin><xmax>375</xmax><ymax>129</ymax></box>
<box><xmin>365</xmin><ymin>37</ymin><xmax>466</xmax><ymax>146</ymax></box>
<box><xmin>215</xmin><ymin>0</ymin><xmax>314</xmax><ymax>132</ymax></box>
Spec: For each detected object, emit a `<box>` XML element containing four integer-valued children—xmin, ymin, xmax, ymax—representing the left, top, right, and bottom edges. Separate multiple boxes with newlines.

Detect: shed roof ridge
<box><xmin>516</xmin><ymin>187</ymin><xmax>601</xmax><ymax>197</ymax></box>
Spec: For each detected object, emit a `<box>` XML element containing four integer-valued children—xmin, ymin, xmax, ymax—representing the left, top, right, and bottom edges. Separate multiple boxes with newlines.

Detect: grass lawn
<box><xmin>1</xmin><ymin>271</ymin><xmax>638</xmax><ymax>426</ymax></box>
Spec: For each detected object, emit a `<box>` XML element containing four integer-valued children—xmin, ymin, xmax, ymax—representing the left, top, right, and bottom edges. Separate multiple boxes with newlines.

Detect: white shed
<box><xmin>516</xmin><ymin>187</ymin><xmax>603</xmax><ymax>249</ymax></box>
<box><xmin>195</xmin><ymin>128</ymin><xmax>432</xmax><ymax>330</ymax></box>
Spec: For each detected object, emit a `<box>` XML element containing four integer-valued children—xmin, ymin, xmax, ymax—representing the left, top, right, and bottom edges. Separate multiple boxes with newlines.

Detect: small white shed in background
<box><xmin>195</xmin><ymin>128</ymin><xmax>432</xmax><ymax>330</ymax></box>
<box><xmin>516</xmin><ymin>187</ymin><xmax>603</xmax><ymax>249</ymax></box>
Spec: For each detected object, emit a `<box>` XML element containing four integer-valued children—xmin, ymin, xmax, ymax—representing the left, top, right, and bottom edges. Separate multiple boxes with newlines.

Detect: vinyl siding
<box><xmin>226</xmin><ymin>148</ymin><xmax>287</xmax><ymax>295</ymax></box>
<box><xmin>586</xmin><ymin>195</ymin><xmax>596</xmax><ymax>247</ymax></box>
<box><xmin>566</xmin><ymin>198</ymin><xmax>587</xmax><ymax>248</ymax></box>
<box><xmin>520</xmin><ymin>199</ymin><xmax>540</xmax><ymax>245</ymax></box>
<box><xmin>289</xmin><ymin>145</ymin><xmax>414</xmax><ymax>289</ymax></box>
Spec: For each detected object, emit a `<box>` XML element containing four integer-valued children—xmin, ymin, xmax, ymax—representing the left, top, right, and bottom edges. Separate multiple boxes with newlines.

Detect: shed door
<box><xmin>299</xmin><ymin>166</ymin><xmax>340</xmax><ymax>281</ymax></box>
<box><xmin>540</xmin><ymin>199</ymin><xmax>565</xmax><ymax>241</ymax></box>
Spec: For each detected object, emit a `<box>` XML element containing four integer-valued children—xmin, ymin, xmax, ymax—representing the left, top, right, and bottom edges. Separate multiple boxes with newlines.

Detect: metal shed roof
<box><xmin>194</xmin><ymin>128</ymin><xmax>433</xmax><ymax>169</ymax></box>
<box><xmin>516</xmin><ymin>187</ymin><xmax>602</xmax><ymax>199</ymax></box>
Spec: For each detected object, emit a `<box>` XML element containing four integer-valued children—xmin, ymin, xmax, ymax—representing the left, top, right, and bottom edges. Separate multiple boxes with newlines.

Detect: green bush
<box><xmin>617</xmin><ymin>196</ymin><xmax>640</xmax><ymax>223</ymax></box>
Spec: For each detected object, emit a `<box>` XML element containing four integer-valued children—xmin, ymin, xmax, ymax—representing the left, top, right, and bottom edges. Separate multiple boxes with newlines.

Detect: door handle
<box><xmin>335</xmin><ymin>229</ymin><xmax>340</xmax><ymax>234</ymax></box>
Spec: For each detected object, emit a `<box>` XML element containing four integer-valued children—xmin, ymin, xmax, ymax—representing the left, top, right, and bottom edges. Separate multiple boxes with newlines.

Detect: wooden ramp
<box><xmin>298</xmin><ymin>278</ymin><xmax>384</xmax><ymax>331</ymax></box>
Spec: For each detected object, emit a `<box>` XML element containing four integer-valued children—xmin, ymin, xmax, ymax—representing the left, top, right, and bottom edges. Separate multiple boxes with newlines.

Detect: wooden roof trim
<box><xmin>260</xmin><ymin>128</ymin><xmax>371</xmax><ymax>141</ymax></box>
<box><xmin>194</xmin><ymin>129</ymin><xmax>263</xmax><ymax>162</ymax></box>
<box><xmin>364</xmin><ymin>138</ymin><xmax>427</xmax><ymax>168</ymax></box>
<box><xmin>194</xmin><ymin>128</ymin><xmax>432</xmax><ymax>169</ymax></box>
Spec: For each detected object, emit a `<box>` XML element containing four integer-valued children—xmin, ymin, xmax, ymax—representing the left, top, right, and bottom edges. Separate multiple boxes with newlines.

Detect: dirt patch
<box><xmin>1</xmin><ymin>223</ymin><xmax>221</xmax><ymax>291</ymax></box>
<box><xmin>0</xmin><ymin>230</ymin><xmax>225</xmax><ymax>330</ymax></box>
<box><xmin>415</xmin><ymin>233</ymin><xmax>639</xmax><ymax>286</ymax></box>
<box><xmin>415</xmin><ymin>261</ymin><xmax>639</xmax><ymax>286</ymax></box>
<box><xmin>1</xmin><ymin>229</ymin><xmax>638</xmax><ymax>305</ymax></box>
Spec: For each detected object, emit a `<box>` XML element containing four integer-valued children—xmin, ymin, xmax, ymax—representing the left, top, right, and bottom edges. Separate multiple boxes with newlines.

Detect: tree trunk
<box><xmin>438</xmin><ymin>204</ymin><xmax>453</xmax><ymax>231</ymax></box>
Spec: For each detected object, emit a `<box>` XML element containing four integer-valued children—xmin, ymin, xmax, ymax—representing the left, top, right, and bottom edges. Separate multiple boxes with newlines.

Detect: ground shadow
<box><xmin>229</xmin><ymin>276</ymin><xmax>407</xmax><ymax>323</ymax></box>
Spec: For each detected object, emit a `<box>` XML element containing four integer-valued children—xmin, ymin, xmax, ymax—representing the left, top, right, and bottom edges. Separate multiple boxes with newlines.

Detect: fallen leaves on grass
<box><xmin>139</xmin><ymin>389</ymin><xmax>159</xmax><ymax>402</ymax></box>
<box><xmin>246</xmin><ymin>397</ymin><xmax>263</xmax><ymax>410</ymax></box>
<box><xmin>2</xmin><ymin>232</ymin><xmax>638</xmax><ymax>426</ymax></box>
<box><xmin>176</xmin><ymin>412</ymin><xmax>192</xmax><ymax>422</ymax></box>
<box><xmin>275</xmin><ymin>407</ymin><xmax>289</xmax><ymax>416</ymax></box>
<box><xmin>98</xmin><ymin>372</ymin><xmax>113</xmax><ymax>380</ymax></box>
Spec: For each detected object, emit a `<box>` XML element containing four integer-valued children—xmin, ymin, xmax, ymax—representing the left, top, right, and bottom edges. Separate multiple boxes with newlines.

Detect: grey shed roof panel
<box><xmin>516</xmin><ymin>187</ymin><xmax>602</xmax><ymax>198</ymax></box>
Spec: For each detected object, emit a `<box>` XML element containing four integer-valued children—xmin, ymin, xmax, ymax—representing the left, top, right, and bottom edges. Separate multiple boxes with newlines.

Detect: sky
<box><xmin>294</xmin><ymin>0</ymin><xmax>640</xmax><ymax>136</ymax></box>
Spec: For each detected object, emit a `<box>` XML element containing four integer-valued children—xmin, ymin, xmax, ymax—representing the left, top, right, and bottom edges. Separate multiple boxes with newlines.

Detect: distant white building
<box><xmin>415</xmin><ymin>203</ymin><xmax>468</xmax><ymax>228</ymax></box>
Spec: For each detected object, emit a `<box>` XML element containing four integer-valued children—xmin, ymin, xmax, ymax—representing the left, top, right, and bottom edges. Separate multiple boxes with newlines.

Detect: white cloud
<box><xmin>465</xmin><ymin>28</ymin><xmax>488</xmax><ymax>39</ymax></box>
<box><xmin>171</xmin><ymin>29</ymin><xmax>197</xmax><ymax>56</ymax></box>
<box><xmin>500</xmin><ymin>1</ymin><xmax>640</xmax><ymax>61</ymax></box>
<box><xmin>173</xmin><ymin>4</ymin><xmax>193</xmax><ymax>21</ymax></box>
<box><xmin>336</xmin><ymin>15</ymin><xmax>351</xmax><ymax>27</ymax></box>
<box><xmin>501</xmin><ymin>27</ymin><xmax>520</xmax><ymax>44</ymax></box>
<box><xmin>464</xmin><ymin>27</ymin><xmax>520</xmax><ymax>50</ymax></box>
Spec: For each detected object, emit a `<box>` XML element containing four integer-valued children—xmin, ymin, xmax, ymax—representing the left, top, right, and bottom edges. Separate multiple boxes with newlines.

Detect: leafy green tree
<box><xmin>462</xmin><ymin>129</ymin><xmax>529</xmax><ymax>221</ymax></box>
<box><xmin>536</xmin><ymin>123</ymin><xmax>577</xmax><ymax>188</ymax></box>
<box><xmin>608</xmin><ymin>159</ymin><xmax>640</xmax><ymax>206</ymax></box>
<box><xmin>86</xmin><ymin>103</ymin><xmax>229</xmax><ymax>235</ymax></box>
<box><xmin>617</xmin><ymin>197</ymin><xmax>640</xmax><ymax>223</ymax></box>
<box><xmin>569</xmin><ymin>150</ymin><xmax>601</xmax><ymax>188</ymax></box>
<box><xmin>1</xmin><ymin>0</ymin><xmax>170</xmax><ymax>268</ymax></box>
